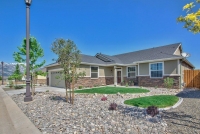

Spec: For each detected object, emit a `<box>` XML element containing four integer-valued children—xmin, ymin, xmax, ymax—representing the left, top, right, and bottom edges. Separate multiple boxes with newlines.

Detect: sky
<box><xmin>0</xmin><ymin>0</ymin><xmax>199</xmax><ymax>68</ymax></box>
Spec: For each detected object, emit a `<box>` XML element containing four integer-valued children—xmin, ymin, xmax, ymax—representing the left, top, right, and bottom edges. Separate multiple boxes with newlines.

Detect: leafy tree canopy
<box><xmin>51</xmin><ymin>39</ymin><xmax>85</xmax><ymax>83</ymax></box>
<box><xmin>13</xmin><ymin>36</ymin><xmax>45</xmax><ymax>71</ymax></box>
<box><xmin>12</xmin><ymin>64</ymin><xmax>23</xmax><ymax>81</ymax></box>
<box><xmin>177</xmin><ymin>0</ymin><xmax>200</xmax><ymax>33</ymax></box>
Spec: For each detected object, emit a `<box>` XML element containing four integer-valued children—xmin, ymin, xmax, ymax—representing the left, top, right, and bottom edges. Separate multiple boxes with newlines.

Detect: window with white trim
<box><xmin>127</xmin><ymin>66</ymin><xmax>136</xmax><ymax>78</ymax></box>
<box><xmin>91</xmin><ymin>66</ymin><xmax>98</xmax><ymax>78</ymax></box>
<box><xmin>150</xmin><ymin>63</ymin><xmax>163</xmax><ymax>78</ymax></box>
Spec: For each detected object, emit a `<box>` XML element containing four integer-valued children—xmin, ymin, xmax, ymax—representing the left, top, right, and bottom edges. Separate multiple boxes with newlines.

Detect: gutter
<box><xmin>45</xmin><ymin>57</ymin><xmax>182</xmax><ymax>68</ymax></box>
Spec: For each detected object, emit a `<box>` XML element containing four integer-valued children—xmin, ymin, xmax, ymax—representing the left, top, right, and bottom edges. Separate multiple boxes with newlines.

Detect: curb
<box><xmin>0</xmin><ymin>87</ymin><xmax>41</xmax><ymax>134</ymax></box>
<box><xmin>159</xmin><ymin>97</ymin><xmax>183</xmax><ymax>110</ymax></box>
<box><xmin>122</xmin><ymin>96</ymin><xmax>183</xmax><ymax>111</ymax></box>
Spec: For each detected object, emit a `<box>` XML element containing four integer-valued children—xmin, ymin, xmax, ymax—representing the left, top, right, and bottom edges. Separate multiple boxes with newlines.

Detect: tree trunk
<box><xmin>72</xmin><ymin>67</ymin><xmax>75</xmax><ymax>105</ymax></box>
<box><xmin>69</xmin><ymin>82</ymin><xmax>72</xmax><ymax>104</ymax></box>
<box><xmin>65</xmin><ymin>78</ymin><xmax>68</xmax><ymax>102</ymax></box>
<box><xmin>72</xmin><ymin>79</ymin><xmax>74</xmax><ymax>104</ymax></box>
<box><xmin>15</xmin><ymin>79</ymin><xmax>17</xmax><ymax>86</ymax></box>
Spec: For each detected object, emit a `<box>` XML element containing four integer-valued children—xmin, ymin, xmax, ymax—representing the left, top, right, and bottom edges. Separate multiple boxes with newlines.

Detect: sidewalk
<box><xmin>0</xmin><ymin>86</ymin><xmax>41</xmax><ymax>134</ymax></box>
<box><xmin>5</xmin><ymin>86</ymin><xmax>66</xmax><ymax>96</ymax></box>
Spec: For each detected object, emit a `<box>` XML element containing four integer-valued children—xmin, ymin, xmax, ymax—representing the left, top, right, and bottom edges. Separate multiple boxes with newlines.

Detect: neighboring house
<box><xmin>45</xmin><ymin>43</ymin><xmax>194</xmax><ymax>89</ymax></box>
<box><xmin>36</xmin><ymin>68</ymin><xmax>46</xmax><ymax>85</ymax></box>
<box><xmin>21</xmin><ymin>68</ymin><xmax>47</xmax><ymax>85</ymax></box>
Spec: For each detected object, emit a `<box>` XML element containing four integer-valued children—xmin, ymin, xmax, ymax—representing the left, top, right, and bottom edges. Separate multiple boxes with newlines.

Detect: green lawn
<box><xmin>74</xmin><ymin>86</ymin><xmax>149</xmax><ymax>94</ymax></box>
<box><xmin>124</xmin><ymin>95</ymin><xmax>179</xmax><ymax>108</ymax></box>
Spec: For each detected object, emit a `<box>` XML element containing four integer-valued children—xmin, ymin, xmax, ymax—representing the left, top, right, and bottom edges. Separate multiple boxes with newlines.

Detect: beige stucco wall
<box><xmin>99</xmin><ymin>66</ymin><xmax>113</xmax><ymax>77</ymax></box>
<box><xmin>164</xmin><ymin>60</ymin><xmax>178</xmax><ymax>74</ymax></box>
<box><xmin>139</xmin><ymin>63</ymin><xmax>149</xmax><ymax>75</ymax></box>
<box><xmin>135</xmin><ymin>65</ymin><xmax>138</xmax><ymax>76</ymax></box>
<box><xmin>77</xmin><ymin>64</ymin><xmax>90</xmax><ymax>77</ymax></box>
<box><xmin>174</xmin><ymin>47</ymin><xmax>181</xmax><ymax>55</ymax></box>
<box><xmin>122</xmin><ymin>66</ymin><xmax>126</xmax><ymax>76</ymax></box>
<box><xmin>37</xmin><ymin>75</ymin><xmax>46</xmax><ymax>79</ymax></box>
<box><xmin>47</xmin><ymin>65</ymin><xmax>61</xmax><ymax>71</ymax></box>
<box><xmin>47</xmin><ymin>64</ymin><xmax>90</xmax><ymax>77</ymax></box>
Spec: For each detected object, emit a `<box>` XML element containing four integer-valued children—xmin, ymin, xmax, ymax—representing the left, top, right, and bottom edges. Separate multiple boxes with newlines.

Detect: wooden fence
<box><xmin>184</xmin><ymin>70</ymin><xmax>200</xmax><ymax>88</ymax></box>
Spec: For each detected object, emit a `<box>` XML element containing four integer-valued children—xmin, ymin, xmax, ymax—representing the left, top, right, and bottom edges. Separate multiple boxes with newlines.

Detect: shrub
<box><xmin>14</xmin><ymin>85</ymin><xmax>24</xmax><ymax>89</ymax></box>
<box><xmin>109</xmin><ymin>102</ymin><xmax>117</xmax><ymax>110</ymax></box>
<box><xmin>46</xmin><ymin>90</ymin><xmax>49</xmax><ymax>92</ymax></box>
<box><xmin>79</xmin><ymin>86</ymin><xmax>83</xmax><ymax>89</ymax></box>
<box><xmin>126</xmin><ymin>83</ymin><xmax>128</xmax><ymax>87</ymax></box>
<box><xmin>146</xmin><ymin>106</ymin><xmax>159</xmax><ymax>117</ymax></box>
<box><xmin>8</xmin><ymin>80</ymin><xmax>14</xmax><ymax>88</ymax></box>
<box><xmin>164</xmin><ymin>77</ymin><xmax>174</xmax><ymax>89</ymax></box>
<box><xmin>101</xmin><ymin>96</ymin><xmax>107</xmax><ymax>101</ymax></box>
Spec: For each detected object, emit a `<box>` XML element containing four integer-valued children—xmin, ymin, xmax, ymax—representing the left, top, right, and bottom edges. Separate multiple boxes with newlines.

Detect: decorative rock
<box><xmin>11</xmin><ymin>88</ymin><xmax>175</xmax><ymax>134</ymax></box>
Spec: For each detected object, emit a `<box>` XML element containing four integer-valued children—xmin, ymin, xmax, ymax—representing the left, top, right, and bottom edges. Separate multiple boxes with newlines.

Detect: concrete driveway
<box><xmin>5</xmin><ymin>86</ymin><xmax>66</xmax><ymax>96</ymax></box>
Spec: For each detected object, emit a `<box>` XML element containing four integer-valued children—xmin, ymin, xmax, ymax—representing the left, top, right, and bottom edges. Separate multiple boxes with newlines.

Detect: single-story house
<box><xmin>45</xmin><ymin>43</ymin><xmax>194</xmax><ymax>89</ymax></box>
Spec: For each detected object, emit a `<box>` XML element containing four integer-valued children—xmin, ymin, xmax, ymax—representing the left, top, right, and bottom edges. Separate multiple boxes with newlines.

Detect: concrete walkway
<box><xmin>0</xmin><ymin>86</ymin><xmax>41</xmax><ymax>134</ymax></box>
<box><xmin>5</xmin><ymin>86</ymin><xmax>66</xmax><ymax>96</ymax></box>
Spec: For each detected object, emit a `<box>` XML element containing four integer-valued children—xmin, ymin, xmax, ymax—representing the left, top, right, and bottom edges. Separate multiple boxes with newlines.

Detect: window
<box><xmin>150</xmin><ymin>63</ymin><xmax>163</xmax><ymax>78</ymax></box>
<box><xmin>91</xmin><ymin>66</ymin><xmax>98</xmax><ymax>78</ymax></box>
<box><xmin>127</xmin><ymin>66</ymin><xmax>136</xmax><ymax>78</ymax></box>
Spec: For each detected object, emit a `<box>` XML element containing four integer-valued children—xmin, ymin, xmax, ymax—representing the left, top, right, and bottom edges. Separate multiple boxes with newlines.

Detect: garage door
<box><xmin>50</xmin><ymin>71</ymin><xmax>65</xmax><ymax>88</ymax></box>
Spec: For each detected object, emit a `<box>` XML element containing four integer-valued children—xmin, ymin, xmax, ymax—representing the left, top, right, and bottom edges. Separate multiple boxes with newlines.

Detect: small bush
<box><xmin>164</xmin><ymin>77</ymin><xmax>174</xmax><ymax>89</ymax></box>
<box><xmin>8</xmin><ymin>80</ymin><xmax>14</xmax><ymax>88</ymax></box>
<box><xmin>109</xmin><ymin>102</ymin><xmax>117</xmax><ymax>110</ymax></box>
<box><xmin>14</xmin><ymin>85</ymin><xmax>24</xmax><ymax>89</ymax></box>
<box><xmin>126</xmin><ymin>83</ymin><xmax>128</xmax><ymax>87</ymax></box>
<box><xmin>94</xmin><ymin>84</ymin><xmax>99</xmax><ymax>87</ymax></box>
<box><xmin>146</xmin><ymin>106</ymin><xmax>159</xmax><ymax>117</ymax></box>
<box><xmin>46</xmin><ymin>90</ymin><xmax>49</xmax><ymax>92</ymax></box>
<box><xmin>101</xmin><ymin>96</ymin><xmax>107</xmax><ymax>101</ymax></box>
<box><xmin>79</xmin><ymin>86</ymin><xmax>83</xmax><ymax>89</ymax></box>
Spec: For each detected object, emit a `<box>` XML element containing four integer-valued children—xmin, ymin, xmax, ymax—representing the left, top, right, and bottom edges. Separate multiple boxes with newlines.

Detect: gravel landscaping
<box><xmin>11</xmin><ymin>87</ymin><xmax>181</xmax><ymax>134</ymax></box>
<box><xmin>162</xmin><ymin>89</ymin><xmax>200</xmax><ymax>134</ymax></box>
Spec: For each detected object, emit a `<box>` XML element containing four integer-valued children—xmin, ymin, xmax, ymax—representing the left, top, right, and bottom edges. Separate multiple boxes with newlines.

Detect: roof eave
<box><xmin>134</xmin><ymin>57</ymin><xmax>182</xmax><ymax>64</ymax></box>
<box><xmin>183</xmin><ymin>59</ymin><xmax>195</xmax><ymax>69</ymax></box>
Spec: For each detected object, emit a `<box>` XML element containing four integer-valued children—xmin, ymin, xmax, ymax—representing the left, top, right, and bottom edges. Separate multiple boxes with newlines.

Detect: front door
<box><xmin>117</xmin><ymin>71</ymin><xmax>121</xmax><ymax>83</ymax></box>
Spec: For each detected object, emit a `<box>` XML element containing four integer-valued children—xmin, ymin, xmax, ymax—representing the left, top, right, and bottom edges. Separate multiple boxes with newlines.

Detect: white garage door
<box><xmin>50</xmin><ymin>71</ymin><xmax>65</xmax><ymax>88</ymax></box>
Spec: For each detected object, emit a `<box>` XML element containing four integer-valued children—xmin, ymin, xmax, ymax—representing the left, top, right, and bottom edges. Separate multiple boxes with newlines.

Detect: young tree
<box><xmin>13</xmin><ymin>37</ymin><xmax>45</xmax><ymax>95</ymax></box>
<box><xmin>8</xmin><ymin>76</ymin><xmax>14</xmax><ymax>80</ymax></box>
<box><xmin>51</xmin><ymin>39</ymin><xmax>85</xmax><ymax>104</ymax></box>
<box><xmin>11</xmin><ymin>64</ymin><xmax>23</xmax><ymax>85</ymax></box>
<box><xmin>177</xmin><ymin>0</ymin><xmax>200</xmax><ymax>33</ymax></box>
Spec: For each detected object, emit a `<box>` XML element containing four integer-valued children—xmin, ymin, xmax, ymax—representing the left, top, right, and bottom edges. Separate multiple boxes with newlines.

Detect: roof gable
<box><xmin>113</xmin><ymin>43</ymin><xmax>182</xmax><ymax>64</ymax></box>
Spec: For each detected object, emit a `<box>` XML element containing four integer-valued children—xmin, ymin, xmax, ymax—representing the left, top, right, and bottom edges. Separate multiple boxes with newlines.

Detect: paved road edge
<box><xmin>0</xmin><ymin>87</ymin><xmax>41</xmax><ymax>134</ymax></box>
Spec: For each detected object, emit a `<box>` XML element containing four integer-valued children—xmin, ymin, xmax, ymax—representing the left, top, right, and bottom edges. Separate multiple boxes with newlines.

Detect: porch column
<box><xmin>114</xmin><ymin>66</ymin><xmax>117</xmax><ymax>85</ymax></box>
